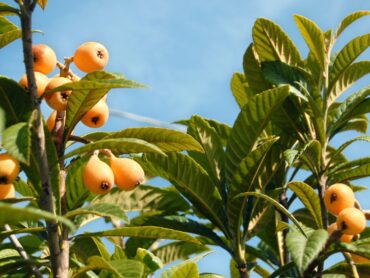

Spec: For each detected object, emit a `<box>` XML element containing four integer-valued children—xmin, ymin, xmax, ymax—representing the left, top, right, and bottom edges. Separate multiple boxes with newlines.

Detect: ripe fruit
<box><xmin>109</xmin><ymin>156</ymin><xmax>145</xmax><ymax>191</ymax></box>
<box><xmin>324</xmin><ymin>183</ymin><xmax>355</xmax><ymax>215</ymax></box>
<box><xmin>44</xmin><ymin>77</ymin><xmax>72</xmax><ymax>111</ymax></box>
<box><xmin>32</xmin><ymin>44</ymin><xmax>57</xmax><ymax>74</ymax></box>
<box><xmin>0</xmin><ymin>153</ymin><xmax>20</xmax><ymax>184</ymax></box>
<box><xmin>19</xmin><ymin>72</ymin><xmax>49</xmax><ymax>97</ymax></box>
<box><xmin>352</xmin><ymin>254</ymin><xmax>370</xmax><ymax>263</ymax></box>
<box><xmin>336</xmin><ymin>208</ymin><xmax>366</xmax><ymax>235</ymax></box>
<box><xmin>81</xmin><ymin>99</ymin><xmax>109</xmax><ymax>128</ymax></box>
<box><xmin>83</xmin><ymin>155</ymin><xmax>114</xmax><ymax>194</ymax></box>
<box><xmin>327</xmin><ymin>223</ymin><xmax>353</xmax><ymax>243</ymax></box>
<box><xmin>73</xmin><ymin>42</ymin><xmax>109</xmax><ymax>73</ymax></box>
<box><xmin>0</xmin><ymin>184</ymin><xmax>15</xmax><ymax>199</ymax></box>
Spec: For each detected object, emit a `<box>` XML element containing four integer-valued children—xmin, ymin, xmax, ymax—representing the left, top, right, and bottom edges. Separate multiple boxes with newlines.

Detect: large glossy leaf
<box><xmin>135</xmin><ymin>248</ymin><xmax>163</xmax><ymax>275</ymax></box>
<box><xmin>78</xmin><ymin>226</ymin><xmax>202</xmax><ymax>245</ymax></box>
<box><xmin>0</xmin><ymin>76</ymin><xmax>32</xmax><ymax>127</ymax></box>
<box><xmin>0</xmin><ymin>202</ymin><xmax>74</xmax><ymax>231</ymax></box>
<box><xmin>234</xmin><ymin>192</ymin><xmax>306</xmax><ymax>236</ymax></box>
<box><xmin>152</xmin><ymin>242</ymin><xmax>209</xmax><ymax>265</ymax></box>
<box><xmin>335</xmin><ymin>10</ymin><xmax>370</xmax><ymax>38</ymax></box>
<box><xmin>334</xmin><ymin>238</ymin><xmax>370</xmax><ymax>258</ymax></box>
<box><xmin>329</xmin><ymin>163</ymin><xmax>370</xmax><ymax>183</ymax></box>
<box><xmin>227</xmin><ymin>138</ymin><xmax>277</xmax><ymax>238</ymax></box>
<box><xmin>72</xmin><ymin>257</ymin><xmax>144</xmax><ymax>278</ymax></box>
<box><xmin>0</xmin><ymin>17</ymin><xmax>21</xmax><ymax>49</ymax></box>
<box><xmin>160</xmin><ymin>261</ymin><xmax>199</xmax><ymax>278</ymax></box>
<box><xmin>294</xmin><ymin>15</ymin><xmax>325</xmax><ymax>69</ymax></box>
<box><xmin>105</xmin><ymin>127</ymin><xmax>203</xmax><ymax>153</ymax></box>
<box><xmin>286</xmin><ymin>229</ymin><xmax>328</xmax><ymax>274</ymax></box>
<box><xmin>199</xmin><ymin>274</ymin><xmax>226</xmax><ymax>278</ymax></box>
<box><xmin>330</xmin><ymin>34</ymin><xmax>370</xmax><ymax>93</ymax></box>
<box><xmin>243</xmin><ymin>44</ymin><xmax>271</xmax><ymax>94</ymax></box>
<box><xmin>64</xmin><ymin>138</ymin><xmax>164</xmax><ymax>159</ymax></box>
<box><xmin>288</xmin><ymin>182</ymin><xmax>322</xmax><ymax>229</ymax></box>
<box><xmin>0</xmin><ymin>3</ymin><xmax>19</xmax><ymax>16</ymax></box>
<box><xmin>323</xmin><ymin>261</ymin><xmax>370</xmax><ymax>277</ymax></box>
<box><xmin>72</xmin><ymin>236</ymin><xmax>111</xmax><ymax>261</ymax></box>
<box><xmin>329</xmin><ymin>61</ymin><xmax>370</xmax><ymax>102</ymax></box>
<box><xmin>231</xmin><ymin>73</ymin><xmax>251</xmax><ymax>108</ymax></box>
<box><xmin>2</xmin><ymin>122</ymin><xmax>31</xmax><ymax>164</ymax></box>
<box><xmin>225</xmin><ymin>86</ymin><xmax>290</xmax><ymax>182</ymax></box>
<box><xmin>139</xmin><ymin>152</ymin><xmax>227</xmax><ymax>233</ymax></box>
<box><xmin>285</xmin><ymin>140</ymin><xmax>321</xmax><ymax>174</ymax></box>
<box><xmin>252</xmin><ymin>18</ymin><xmax>302</xmax><ymax>66</ymax></box>
<box><xmin>329</xmin><ymin>136</ymin><xmax>370</xmax><ymax>166</ymax></box>
<box><xmin>62</xmin><ymin>71</ymin><xmax>144</xmax><ymax>136</ymax></box>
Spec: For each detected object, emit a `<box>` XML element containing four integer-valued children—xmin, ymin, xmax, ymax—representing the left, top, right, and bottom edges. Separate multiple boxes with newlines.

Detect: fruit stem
<box><xmin>56</xmin><ymin>57</ymin><xmax>75</xmax><ymax>79</ymax></box>
<box><xmin>69</xmin><ymin>135</ymin><xmax>92</xmax><ymax>144</ymax></box>
<box><xmin>354</xmin><ymin>200</ymin><xmax>362</xmax><ymax>210</ymax></box>
<box><xmin>99</xmin><ymin>148</ymin><xmax>114</xmax><ymax>158</ymax></box>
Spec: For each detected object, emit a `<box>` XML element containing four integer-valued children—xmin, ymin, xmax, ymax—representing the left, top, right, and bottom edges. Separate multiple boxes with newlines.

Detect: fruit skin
<box><xmin>327</xmin><ymin>223</ymin><xmax>353</xmax><ymax>243</ymax></box>
<box><xmin>336</xmin><ymin>208</ymin><xmax>366</xmax><ymax>235</ymax></box>
<box><xmin>19</xmin><ymin>72</ymin><xmax>49</xmax><ymax>97</ymax></box>
<box><xmin>110</xmin><ymin>156</ymin><xmax>145</xmax><ymax>191</ymax></box>
<box><xmin>0</xmin><ymin>184</ymin><xmax>15</xmax><ymax>199</ymax></box>
<box><xmin>0</xmin><ymin>153</ymin><xmax>20</xmax><ymax>185</ymax></box>
<box><xmin>32</xmin><ymin>44</ymin><xmax>57</xmax><ymax>74</ymax></box>
<box><xmin>352</xmin><ymin>254</ymin><xmax>370</xmax><ymax>263</ymax></box>
<box><xmin>81</xmin><ymin>99</ymin><xmax>109</xmax><ymax>128</ymax></box>
<box><xmin>74</xmin><ymin>42</ymin><xmax>109</xmax><ymax>73</ymax></box>
<box><xmin>44</xmin><ymin>77</ymin><xmax>72</xmax><ymax>111</ymax></box>
<box><xmin>324</xmin><ymin>183</ymin><xmax>355</xmax><ymax>215</ymax></box>
<box><xmin>83</xmin><ymin>155</ymin><xmax>114</xmax><ymax>194</ymax></box>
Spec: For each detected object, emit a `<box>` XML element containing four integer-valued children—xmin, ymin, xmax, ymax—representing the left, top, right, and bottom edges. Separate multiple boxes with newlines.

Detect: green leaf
<box><xmin>323</xmin><ymin>261</ymin><xmax>370</xmax><ymax>276</ymax></box>
<box><xmin>330</xmin><ymin>163</ymin><xmax>370</xmax><ymax>183</ymax></box>
<box><xmin>37</xmin><ymin>0</ymin><xmax>48</xmax><ymax>10</ymax></box>
<box><xmin>335</xmin><ymin>10</ymin><xmax>370</xmax><ymax>38</ymax></box>
<box><xmin>288</xmin><ymin>182</ymin><xmax>323</xmax><ymax>229</ymax></box>
<box><xmin>286</xmin><ymin>229</ymin><xmax>328</xmax><ymax>274</ymax></box>
<box><xmin>330</xmin><ymin>34</ymin><xmax>370</xmax><ymax>92</ymax></box>
<box><xmin>0</xmin><ymin>3</ymin><xmax>19</xmax><ymax>16</ymax></box>
<box><xmin>78</xmin><ymin>226</ymin><xmax>202</xmax><ymax>245</ymax></box>
<box><xmin>0</xmin><ymin>17</ymin><xmax>21</xmax><ymax>49</ymax></box>
<box><xmin>71</xmin><ymin>236</ymin><xmax>111</xmax><ymax>261</ymax></box>
<box><xmin>106</xmin><ymin>127</ymin><xmax>203</xmax><ymax>153</ymax></box>
<box><xmin>329</xmin><ymin>136</ymin><xmax>370</xmax><ymax>165</ymax></box>
<box><xmin>0</xmin><ymin>76</ymin><xmax>33</xmax><ymax>127</ymax></box>
<box><xmin>2</xmin><ymin>122</ymin><xmax>31</xmax><ymax>164</ymax></box>
<box><xmin>225</xmin><ymin>86</ymin><xmax>290</xmax><ymax>182</ymax></box>
<box><xmin>200</xmin><ymin>274</ymin><xmax>226</xmax><ymax>278</ymax></box>
<box><xmin>0</xmin><ymin>202</ymin><xmax>74</xmax><ymax>231</ymax></box>
<box><xmin>71</xmin><ymin>257</ymin><xmax>144</xmax><ymax>278</ymax></box>
<box><xmin>135</xmin><ymin>248</ymin><xmax>163</xmax><ymax>273</ymax></box>
<box><xmin>152</xmin><ymin>242</ymin><xmax>210</xmax><ymax>265</ymax></box>
<box><xmin>285</xmin><ymin>140</ymin><xmax>321</xmax><ymax>174</ymax></box>
<box><xmin>160</xmin><ymin>261</ymin><xmax>199</xmax><ymax>278</ymax></box>
<box><xmin>63</xmin><ymin>71</ymin><xmax>144</xmax><ymax>136</ymax></box>
<box><xmin>0</xmin><ymin>107</ymin><xmax>5</xmax><ymax>133</ymax></box>
<box><xmin>234</xmin><ymin>191</ymin><xmax>306</xmax><ymax>236</ymax></box>
<box><xmin>294</xmin><ymin>15</ymin><xmax>325</xmax><ymax>69</ymax></box>
<box><xmin>230</xmin><ymin>73</ymin><xmax>251</xmax><ymax>108</ymax></box>
<box><xmin>243</xmin><ymin>44</ymin><xmax>271</xmax><ymax>94</ymax></box>
<box><xmin>252</xmin><ymin>18</ymin><xmax>302</xmax><ymax>66</ymax></box>
<box><xmin>64</xmin><ymin>138</ymin><xmax>165</xmax><ymax>159</ymax></box>
<box><xmin>139</xmin><ymin>152</ymin><xmax>227</xmax><ymax>233</ymax></box>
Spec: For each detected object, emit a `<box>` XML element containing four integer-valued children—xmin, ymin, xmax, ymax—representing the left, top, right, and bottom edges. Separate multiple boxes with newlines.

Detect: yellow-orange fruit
<box><xmin>352</xmin><ymin>254</ymin><xmax>370</xmax><ymax>264</ymax></box>
<box><xmin>109</xmin><ymin>156</ymin><xmax>145</xmax><ymax>191</ymax></box>
<box><xmin>44</xmin><ymin>77</ymin><xmax>72</xmax><ymax>111</ymax></box>
<box><xmin>0</xmin><ymin>153</ymin><xmax>20</xmax><ymax>185</ymax></box>
<box><xmin>324</xmin><ymin>183</ymin><xmax>355</xmax><ymax>215</ymax></box>
<box><xmin>327</xmin><ymin>223</ymin><xmax>353</xmax><ymax>243</ymax></box>
<box><xmin>19</xmin><ymin>72</ymin><xmax>49</xmax><ymax>97</ymax></box>
<box><xmin>83</xmin><ymin>155</ymin><xmax>114</xmax><ymax>194</ymax></box>
<box><xmin>0</xmin><ymin>184</ymin><xmax>15</xmax><ymax>199</ymax></box>
<box><xmin>73</xmin><ymin>42</ymin><xmax>109</xmax><ymax>73</ymax></box>
<box><xmin>81</xmin><ymin>100</ymin><xmax>109</xmax><ymax>128</ymax></box>
<box><xmin>336</xmin><ymin>208</ymin><xmax>366</xmax><ymax>235</ymax></box>
<box><xmin>32</xmin><ymin>44</ymin><xmax>57</xmax><ymax>74</ymax></box>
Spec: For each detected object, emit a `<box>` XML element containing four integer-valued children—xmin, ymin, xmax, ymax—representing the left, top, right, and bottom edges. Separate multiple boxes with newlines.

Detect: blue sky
<box><xmin>1</xmin><ymin>0</ymin><xmax>370</xmax><ymax>277</ymax></box>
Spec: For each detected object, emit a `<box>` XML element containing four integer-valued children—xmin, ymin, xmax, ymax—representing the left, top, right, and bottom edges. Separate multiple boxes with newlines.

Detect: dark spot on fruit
<box><xmin>61</xmin><ymin>91</ymin><xmax>69</xmax><ymax>101</ymax></box>
<box><xmin>91</xmin><ymin>116</ymin><xmax>100</xmax><ymax>125</ymax></box>
<box><xmin>0</xmin><ymin>176</ymin><xmax>8</xmax><ymax>184</ymax></box>
<box><xmin>100</xmin><ymin>182</ymin><xmax>110</xmax><ymax>190</ymax></box>
<box><xmin>330</xmin><ymin>193</ymin><xmax>337</xmax><ymax>203</ymax></box>
<box><xmin>97</xmin><ymin>50</ymin><xmax>104</xmax><ymax>59</ymax></box>
<box><xmin>341</xmin><ymin>221</ymin><xmax>347</xmax><ymax>231</ymax></box>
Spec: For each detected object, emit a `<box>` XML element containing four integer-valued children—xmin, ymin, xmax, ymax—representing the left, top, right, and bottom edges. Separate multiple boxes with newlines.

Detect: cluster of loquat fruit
<box><xmin>324</xmin><ymin>183</ymin><xmax>369</xmax><ymax>263</ymax></box>
<box><xmin>0</xmin><ymin>41</ymin><xmax>145</xmax><ymax>199</ymax></box>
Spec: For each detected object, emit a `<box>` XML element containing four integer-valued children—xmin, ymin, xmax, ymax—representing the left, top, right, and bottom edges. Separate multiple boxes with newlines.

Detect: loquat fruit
<box><xmin>32</xmin><ymin>44</ymin><xmax>57</xmax><ymax>74</ymax></box>
<box><xmin>83</xmin><ymin>155</ymin><xmax>114</xmax><ymax>194</ymax></box>
<box><xmin>336</xmin><ymin>208</ymin><xmax>366</xmax><ymax>235</ymax></box>
<box><xmin>0</xmin><ymin>153</ymin><xmax>20</xmax><ymax>185</ymax></box>
<box><xmin>73</xmin><ymin>42</ymin><xmax>109</xmax><ymax>73</ymax></box>
<box><xmin>44</xmin><ymin>77</ymin><xmax>72</xmax><ymax>111</ymax></box>
<box><xmin>81</xmin><ymin>99</ymin><xmax>109</xmax><ymax>128</ymax></box>
<box><xmin>109</xmin><ymin>155</ymin><xmax>145</xmax><ymax>191</ymax></box>
<box><xmin>0</xmin><ymin>184</ymin><xmax>15</xmax><ymax>200</ymax></box>
<box><xmin>327</xmin><ymin>222</ymin><xmax>353</xmax><ymax>243</ymax></box>
<box><xmin>324</xmin><ymin>183</ymin><xmax>355</xmax><ymax>215</ymax></box>
<box><xmin>19</xmin><ymin>72</ymin><xmax>49</xmax><ymax>97</ymax></box>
